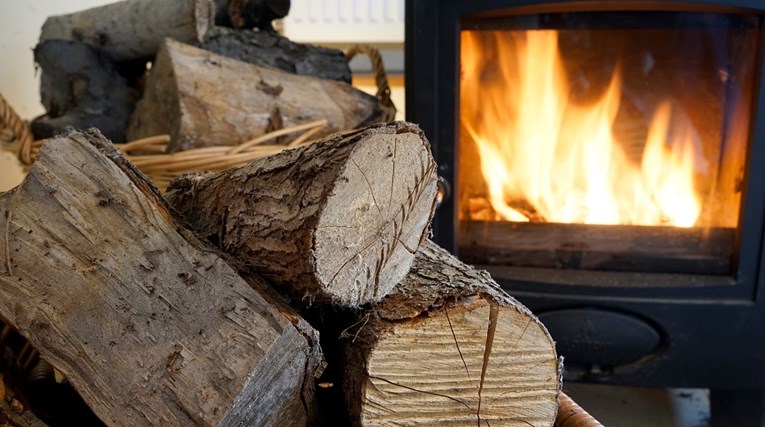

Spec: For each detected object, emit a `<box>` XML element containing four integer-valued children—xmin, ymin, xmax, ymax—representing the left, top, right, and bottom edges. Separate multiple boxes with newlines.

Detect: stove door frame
<box><xmin>405</xmin><ymin>0</ymin><xmax>765</xmax><ymax>392</ymax></box>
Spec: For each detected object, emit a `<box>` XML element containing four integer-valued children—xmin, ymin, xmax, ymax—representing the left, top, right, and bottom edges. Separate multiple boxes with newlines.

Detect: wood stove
<box><xmin>406</xmin><ymin>1</ymin><xmax>765</xmax><ymax>424</ymax></box>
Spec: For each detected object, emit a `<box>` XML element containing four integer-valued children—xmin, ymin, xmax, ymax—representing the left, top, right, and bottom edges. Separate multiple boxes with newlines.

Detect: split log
<box><xmin>39</xmin><ymin>0</ymin><xmax>216</xmax><ymax>62</ymax></box>
<box><xmin>127</xmin><ymin>39</ymin><xmax>382</xmax><ymax>152</ymax></box>
<box><xmin>165</xmin><ymin>121</ymin><xmax>438</xmax><ymax>306</ymax></box>
<box><xmin>200</xmin><ymin>27</ymin><xmax>351</xmax><ymax>82</ymax></box>
<box><xmin>0</xmin><ymin>129</ymin><xmax>323</xmax><ymax>426</ymax></box>
<box><xmin>458</xmin><ymin>220</ymin><xmax>734</xmax><ymax>275</ymax></box>
<box><xmin>325</xmin><ymin>240</ymin><xmax>561</xmax><ymax>426</ymax></box>
<box><xmin>30</xmin><ymin>40</ymin><xmax>139</xmax><ymax>143</ymax></box>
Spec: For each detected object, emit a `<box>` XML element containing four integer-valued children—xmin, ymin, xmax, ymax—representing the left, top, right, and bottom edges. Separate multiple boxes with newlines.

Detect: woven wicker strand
<box><xmin>555</xmin><ymin>392</ymin><xmax>604</xmax><ymax>427</ymax></box>
<box><xmin>0</xmin><ymin>44</ymin><xmax>396</xmax><ymax>191</ymax></box>
<box><xmin>0</xmin><ymin>94</ymin><xmax>35</xmax><ymax>166</ymax></box>
<box><xmin>345</xmin><ymin>44</ymin><xmax>397</xmax><ymax>122</ymax></box>
<box><xmin>0</xmin><ymin>91</ymin><xmax>328</xmax><ymax>190</ymax></box>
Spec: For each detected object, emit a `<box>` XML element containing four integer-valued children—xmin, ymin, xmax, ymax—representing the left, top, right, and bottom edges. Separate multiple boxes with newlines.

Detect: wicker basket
<box><xmin>0</xmin><ymin>44</ymin><xmax>396</xmax><ymax>190</ymax></box>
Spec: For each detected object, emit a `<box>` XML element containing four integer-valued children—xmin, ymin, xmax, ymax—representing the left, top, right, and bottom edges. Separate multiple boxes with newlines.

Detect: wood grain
<box><xmin>127</xmin><ymin>39</ymin><xmax>382</xmax><ymax>152</ymax></box>
<box><xmin>459</xmin><ymin>220</ymin><xmax>734</xmax><ymax>275</ymax></box>
<box><xmin>0</xmin><ymin>129</ymin><xmax>322</xmax><ymax>426</ymax></box>
<box><xmin>338</xmin><ymin>240</ymin><xmax>561</xmax><ymax>426</ymax></box>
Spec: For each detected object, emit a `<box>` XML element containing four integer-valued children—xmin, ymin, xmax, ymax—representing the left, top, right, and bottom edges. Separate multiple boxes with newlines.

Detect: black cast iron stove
<box><xmin>406</xmin><ymin>1</ymin><xmax>765</xmax><ymax>425</ymax></box>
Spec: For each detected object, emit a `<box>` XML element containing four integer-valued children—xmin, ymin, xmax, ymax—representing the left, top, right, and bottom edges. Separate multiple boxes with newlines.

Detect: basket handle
<box><xmin>344</xmin><ymin>44</ymin><xmax>398</xmax><ymax>122</ymax></box>
<box><xmin>1</xmin><ymin>44</ymin><xmax>399</xmax><ymax>167</ymax></box>
<box><xmin>0</xmin><ymin>94</ymin><xmax>35</xmax><ymax>167</ymax></box>
<box><xmin>556</xmin><ymin>391</ymin><xmax>604</xmax><ymax>427</ymax></box>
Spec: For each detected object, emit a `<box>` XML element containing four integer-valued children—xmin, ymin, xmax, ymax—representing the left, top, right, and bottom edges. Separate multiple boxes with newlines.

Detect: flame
<box><xmin>460</xmin><ymin>30</ymin><xmax>703</xmax><ymax>227</ymax></box>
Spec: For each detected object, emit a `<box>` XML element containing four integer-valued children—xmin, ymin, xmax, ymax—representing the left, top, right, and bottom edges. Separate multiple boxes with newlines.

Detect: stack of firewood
<box><xmin>0</xmin><ymin>0</ymin><xmax>563</xmax><ymax>425</ymax></box>
<box><xmin>24</xmin><ymin>0</ymin><xmax>387</xmax><ymax>189</ymax></box>
<box><xmin>31</xmin><ymin>0</ymin><xmax>382</xmax><ymax>145</ymax></box>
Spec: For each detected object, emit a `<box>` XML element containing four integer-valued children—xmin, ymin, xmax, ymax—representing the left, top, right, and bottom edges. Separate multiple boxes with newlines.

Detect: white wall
<box><xmin>0</xmin><ymin>0</ymin><xmax>114</xmax><ymax>191</ymax></box>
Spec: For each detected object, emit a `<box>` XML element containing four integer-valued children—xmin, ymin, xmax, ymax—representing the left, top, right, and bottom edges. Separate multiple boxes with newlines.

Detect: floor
<box><xmin>564</xmin><ymin>383</ymin><xmax>710</xmax><ymax>427</ymax></box>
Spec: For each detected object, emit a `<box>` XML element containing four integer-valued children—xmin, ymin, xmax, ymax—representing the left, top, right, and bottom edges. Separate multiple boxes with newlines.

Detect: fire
<box><xmin>460</xmin><ymin>30</ymin><xmax>703</xmax><ymax>227</ymax></box>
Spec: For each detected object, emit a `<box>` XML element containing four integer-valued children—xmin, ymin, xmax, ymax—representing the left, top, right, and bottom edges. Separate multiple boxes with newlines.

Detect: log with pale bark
<box><xmin>165</xmin><ymin>121</ymin><xmax>438</xmax><ymax>306</ymax></box>
<box><xmin>327</xmin><ymin>240</ymin><xmax>561</xmax><ymax>426</ymax></box>
<box><xmin>127</xmin><ymin>39</ymin><xmax>382</xmax><ymax>152</ymax></box>
<box><xmin>0</xmin><ymin>129</ymin><xmax>323</xmax><ymax>426</ymax></box>
<box><xmin>39</xmin><ymin>0</ymin><xmax>216</xmax><ymax>62</ymax></box>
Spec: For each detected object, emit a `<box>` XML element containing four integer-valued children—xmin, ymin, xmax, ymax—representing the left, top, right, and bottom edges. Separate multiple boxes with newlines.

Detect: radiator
<box><xmin>283</xmin><ymin>0</ymin><xmax>404</xmax><ymax>44</ymax></box>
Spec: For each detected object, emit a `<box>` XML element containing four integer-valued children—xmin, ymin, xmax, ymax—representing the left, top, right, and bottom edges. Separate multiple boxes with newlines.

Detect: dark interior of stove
<box><xmin>406</xmin><ymin>1</ymin><xmax>765</xmax><ymax>425</ymax></box>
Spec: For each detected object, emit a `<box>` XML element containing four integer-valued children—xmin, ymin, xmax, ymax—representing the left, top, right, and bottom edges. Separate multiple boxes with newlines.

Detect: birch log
<box><xmin>127</xmin><ymin>39</ymin><xmax>382</xmax><ymax>152</ymax></box>
<box><xmin>39</xmin><ymin>0</ymin><xmax>215</xmax><ymax>61</ymax></box>
<box><xmin>0</xmin><ymin>129</ymin><xmax>323</xmax><ymax>426</ymax></box>
<box><xmin>165</xmin><ymin>122</ymin><xmax>438</xmax><ymax>305</ymax></box>
<box><xmin>330</xmin><ymin>240</ymin><xmax>561</xmax><ymax>426</ymax></box>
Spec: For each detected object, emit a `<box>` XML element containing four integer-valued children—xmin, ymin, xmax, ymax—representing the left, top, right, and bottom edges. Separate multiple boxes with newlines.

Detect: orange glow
<box><xmin>460</xmin><ymin>30</ymin><xmax>703</xmax><ymax>227</ymax></box>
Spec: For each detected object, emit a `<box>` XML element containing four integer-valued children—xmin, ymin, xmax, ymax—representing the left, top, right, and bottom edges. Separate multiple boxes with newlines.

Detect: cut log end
<box><xmin>164</xmin><ymin>122</ymin><xmax>438</xmax><ymax>306</ymax></box>
<box><xmin>315</xmin><ymin>131</ymin><xmax>438</xmax><ymax>305</ymax></box>
<box><xmin>338</xmin><ymin>241</ymin><xmax>561</xmax><ymax>426</ymax></box>
<box><xmin>360</xmin><ymin>298</ymin><xmax>559</xmax><ymax>426</ymax></box>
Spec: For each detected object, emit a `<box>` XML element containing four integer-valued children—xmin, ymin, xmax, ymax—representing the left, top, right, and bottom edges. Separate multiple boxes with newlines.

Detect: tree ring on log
<box><xmin>360</xmin><ymin>297</ymin><xmax>559</xmax><ymax>425</ymax></box>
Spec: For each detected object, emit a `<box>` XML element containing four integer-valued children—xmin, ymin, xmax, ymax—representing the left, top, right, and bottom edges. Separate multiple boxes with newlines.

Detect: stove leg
<box><xmin>711</xmin><ymin>388</ymin><xmax>765</xmax><ymax>427</ymax></box>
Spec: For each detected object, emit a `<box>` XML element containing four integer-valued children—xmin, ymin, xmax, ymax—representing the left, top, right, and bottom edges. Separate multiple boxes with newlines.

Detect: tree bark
<box><xmin>165</xmin><ymin>121</ymin><xmax>438</xmax><ymax>306</ymax></box>
<box><xmin>329</xmin><ymin>240</ymin><xmax>561</xmax><ymax>426</ymax></box>
<box><xmin>0</xmin><ymin>129</ymin><xmax>323</xmax><ymax>426</ymax></box>
<box><xmin>200</xmin><ymin>27</ymin><xmax>351</xmax><ymax>83</ymax></box>
<box><xmin>30</xmin><ymin>40</ymin><xmax>139</xmax><ymax>144</ymax></box>
<box><xmin>0</xmin><ymin>395</ymin><xmax>47</xmax><ymax>427</ymax></box>
<box><xmin>39</xmin><ymin>0</ymin><xmax>216</xmax><ymax>62</ymax></box>
<box><xmin>213</xmin><ymin>0</ymin><xmax>291</xmax><ymax>30</ymax></box>
<box><xmin>127</xmin><ymin>39</ymin><xmax>382</xmax><ymax>152</ymax></box>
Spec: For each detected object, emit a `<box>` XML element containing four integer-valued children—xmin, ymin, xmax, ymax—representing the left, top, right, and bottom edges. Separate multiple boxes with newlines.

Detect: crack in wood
<box><xmin>3</xmin><ymin>189</ymin><xmax>19</xmax><ymax>276</ymax></box>
<box><xmin>324</xmin><ymin>164</ymin><xmax>431</xmax><ymax>297</ymax></box>
<box><xmin>477</xmin><ymin>304</ymin><xmax>499</xmax><ymax>426</ymax></box>
<box><xmin>350</xmin><ymin>158</ymin><xmax>382</xmax><ymax>215</ymax></box>
<box><xmin>388</xmin><ymin>136</ymin><xmax>397</xmax><ymax>211</ymax></box>
<box><xmin>444</xmin><ymin>305</ymin><xmax>474</xmax><ymax>385</ymax></box>
<box><xmin>397</xmin><ymin>237</ymin><xmax>417</xmax><ymax>254</ymax></box>
<box><xmin>368</xmin><ymin>375</ymin><xmax>473</xmax><ymax>412</ymax></box>
<box><xmin>485</xmin><ymin>318</ymin><xmax>534</xmax><ymax>407</ymax></box>
<box><xmin>325</xmin><ymin>235</ymin><xmax>379</xmax><ymax>291</ymax></box>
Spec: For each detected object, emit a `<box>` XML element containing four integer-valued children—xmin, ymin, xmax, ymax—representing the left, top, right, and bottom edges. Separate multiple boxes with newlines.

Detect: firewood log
<box><xmin>164</xmin><ymin>122</ymin><xmax>438</xmax><ymax>306</ymax></box>
<box><xmin>30</xmin><ymin>40</ymin><xmax>139</xmax><ymax>144</ymax></box>
<box><xmin>0</xmin><ymin>397</ymin><xmax>47</xmax><ymax>427</ymax></box>
<box><xmin>39</xmin><ymin>0</ymin><xmax>216</xmax><ymax>62</ymax></box>
<box><xmin>0</xmin><ymin>129</ymin><xmax>323</xmax><ymax>426</ymax></box>
<box><xmin>213</xmin><ymin>0</ymin><xmax>291</xmax><ymax>31</ymax></box>
<box><xmin>127</xmin><ymin>39</ymin><xmax>382</xmax><ymax>152</ymax></box>
<box><xmin>318</xmin><ymin>240</ymin><xmax>561</xmax><ymax>426</ymax></box>
<box><xmin>200</xmin><ymin>27</ymin><xmax>351</xmax><ymax>82</ymax></box>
